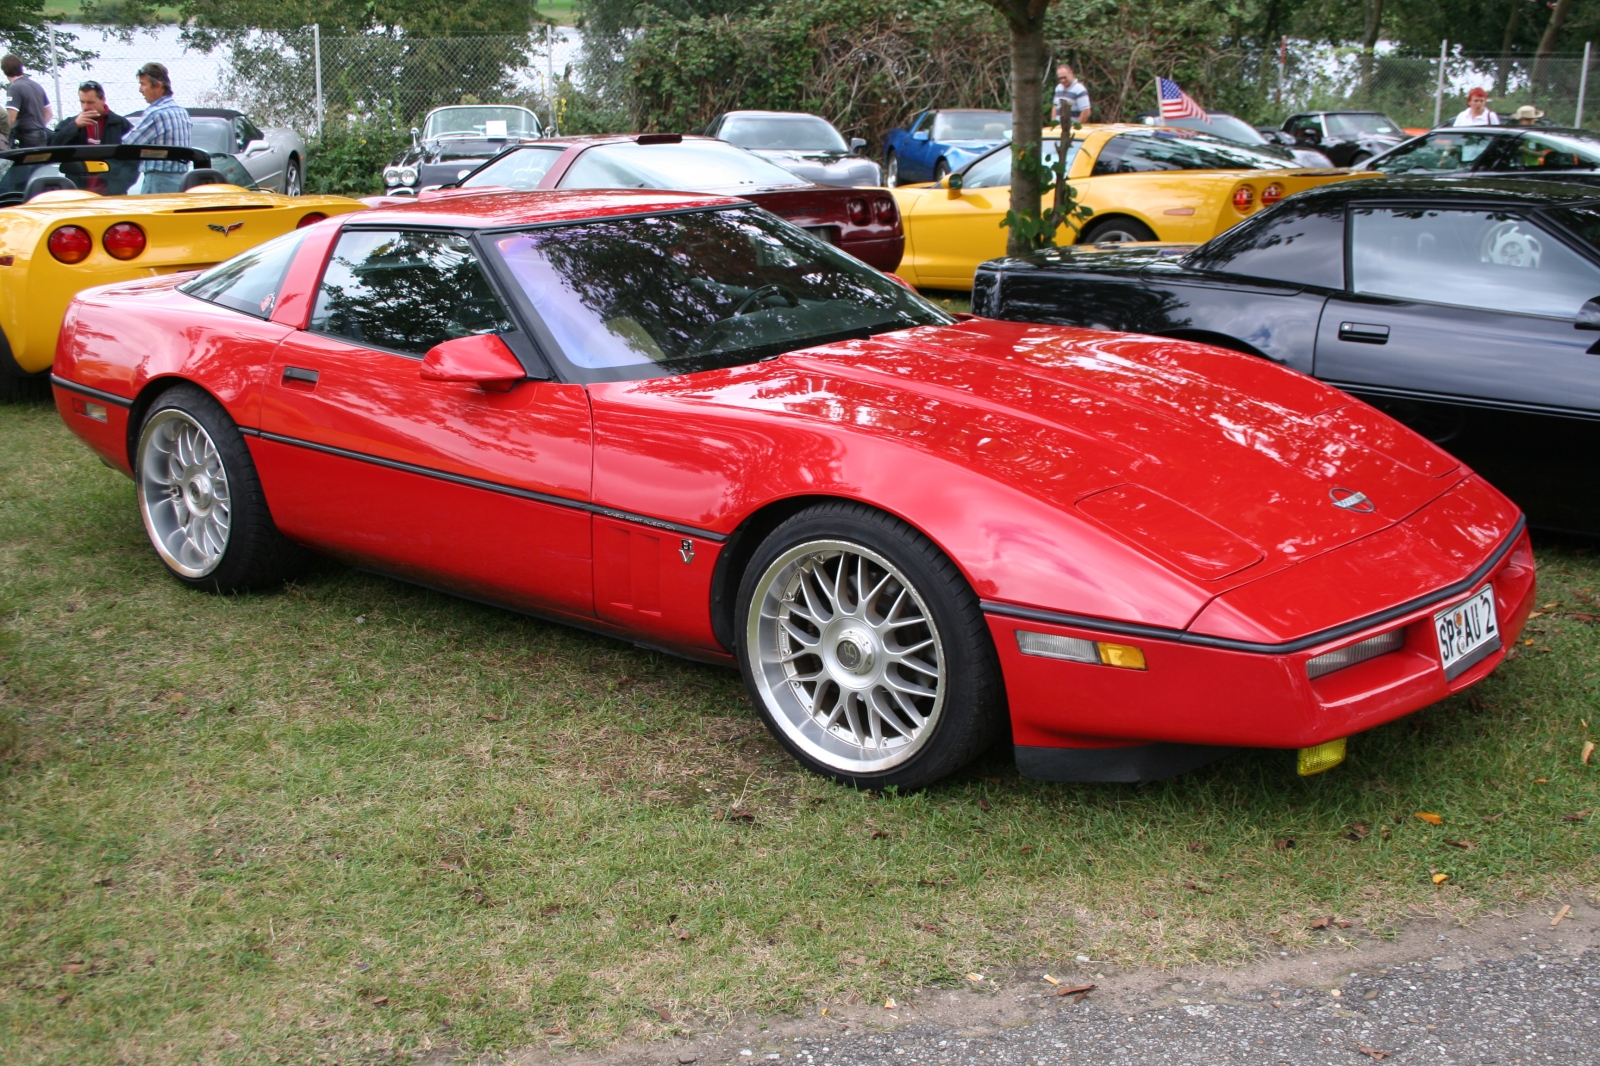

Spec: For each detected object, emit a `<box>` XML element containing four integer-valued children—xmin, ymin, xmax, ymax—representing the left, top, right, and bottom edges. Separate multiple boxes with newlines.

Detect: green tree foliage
<box><xmin>0</xmin><ymin>0</ymin><xmax>50</xmax><ymax>63</ymax></box>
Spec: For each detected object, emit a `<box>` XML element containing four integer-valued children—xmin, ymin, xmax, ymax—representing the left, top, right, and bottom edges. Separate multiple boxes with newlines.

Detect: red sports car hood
<box><xmin>638</xmin><ymin>318</ymin><xmax>1465</xmax><ymax>592</ymax></box>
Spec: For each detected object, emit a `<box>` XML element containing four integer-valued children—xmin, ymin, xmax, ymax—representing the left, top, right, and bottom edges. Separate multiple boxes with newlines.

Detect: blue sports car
<box><xmin>883</xmin><ymin>108</ymin><xmax>1011</xmax><ymax>187</ymax></box>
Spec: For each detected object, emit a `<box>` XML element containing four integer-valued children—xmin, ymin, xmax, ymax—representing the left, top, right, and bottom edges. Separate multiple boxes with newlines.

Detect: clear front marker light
<box><xmin>1017</xmin><ymin>631</ymin><xmax>1147</xmax><ymax>670</ymax></box>
<box><xmin>1306</xmin><ymin>629</ymin><xmax>1406</xmax><ymax>679</ymax></box>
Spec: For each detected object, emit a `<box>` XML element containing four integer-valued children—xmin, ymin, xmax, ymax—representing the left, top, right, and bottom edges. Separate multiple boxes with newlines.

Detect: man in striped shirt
<box><xmin>123</xmin><ymin>62</ymin><xmax>193</xmax><ymax>194</ymax></box>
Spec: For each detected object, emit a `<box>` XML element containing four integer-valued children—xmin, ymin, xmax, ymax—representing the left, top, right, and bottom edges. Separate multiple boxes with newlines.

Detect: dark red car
<box><xmin>52</xmin><ymin>190</ymin><xmax>1533</xmax><ymax>789</ymax></box>
<box><xmin>410</xmin><ymin>133</ymin><xmax>904</xmax><ymax>272</ymax></box>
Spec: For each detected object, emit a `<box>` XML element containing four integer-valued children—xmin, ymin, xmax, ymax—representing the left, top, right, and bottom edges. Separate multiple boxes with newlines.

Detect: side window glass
<box><xmin>309</xmin><ymin>229</ymin><xmax>514</xmax><ymax>356</ymax></box>
<box><xmin>1350</xmin><ymin>207</ymin><xmax>1600</xmax><ymax>318</ymax></box>
<box><xmin>1504</xmin><ymin>133</ymin><xmax>1600</xmax><ymax>172</ymax></box>
<box><xmin>1372</xmin><ymin>131</ymin><xmax>1497</xmax><ymax>174</ymax></box>
<box><xmin>179</xmin><ymin>228</ymin><xmax>309</xmax><ymax>318</ymax></box>
<box><xmin>913</xmin><ymin>112</ymin><xmax>934</xmax><ymax>135</ymax></box>
<box><xmin>232</xmin><ymin>119</ymin><xmax>248</xmax><ymax>152</ymax></box>
<box><xmin>1189</xmin><ymin>203</ymin><xmax>1345</xmax><ymax>289</ymax></box>
<box><xmin>963</xmin><ymin>141</ymin><xmax>1078</xmax><ymax>189</ymax></box>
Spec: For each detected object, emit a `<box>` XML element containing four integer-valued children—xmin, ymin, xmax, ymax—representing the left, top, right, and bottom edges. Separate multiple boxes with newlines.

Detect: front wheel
<box><xmin>933</xmin><ymin>158</ymin><xmax>951</xmax><ymax>180</ymax></box>
<box><xmin>885</xmin><ymin>151</ymin><xmax>900</xmax><ymax>188</ymax></box>
<box><xmin>1079</xmin><ymin>216</ymin><xmax>1158</xmax><ymax>244</ymax></box>
<box><xmin>735</xmin><ymin>502</ymin><xmax>1005</xmax><ymax>789</ymax></box>
<box><xmin>136</xmin><ymin>384</ymin><xmax>305</xmax><ymax>592</ymax></box>
<box><xmin>283</xmin><ymin>156</ymin><xmax>303</xmax><ymax>196</ymax></box>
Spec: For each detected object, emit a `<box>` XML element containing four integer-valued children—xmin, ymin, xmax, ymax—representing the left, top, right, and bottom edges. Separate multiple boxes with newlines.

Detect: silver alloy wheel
<box><xmin>137</xmin><ymin>408</ymin><xmax>233</xmax><ymax>578</ymax></box>
<box><xmin>284</xmin><ymin>159</ymin><xmax>303</xmax><ymax>196</ymax></box>
<box><xmin>885</xmin><ymin>152</ymin><xmax>899</xmax><ymax>187</ymax></box>
<box><xmin>747</xmin><ymin>539</ymin><xmax>946</xmax><ymax>774</ymax></box>
<box><xmin>1093</xmin><ymin>227</ymin><xmax>1142</xmax><ymax>243</ymax></box>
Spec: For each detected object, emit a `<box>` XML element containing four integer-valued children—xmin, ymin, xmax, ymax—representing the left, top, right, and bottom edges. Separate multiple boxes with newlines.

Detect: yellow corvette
<box><xmin>0</xmin><ymin>144</ymin><xmax>366</xmax><ymax>398</ymax></box>
<box><xmin>892</xmin><ymin>124</ymin><xmax>1368</xmax><ymax>290</ymax></box>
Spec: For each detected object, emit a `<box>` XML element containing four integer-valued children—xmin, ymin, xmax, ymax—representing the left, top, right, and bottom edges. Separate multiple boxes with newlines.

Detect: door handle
<box><xmin>1337</xmin><ymin>321</ymin><xmax>1390</xmax><ymax>344</ymax></box>
<box><xmin>281</xmin><ymin>366</ymin><xmax>319</xmax><ymax>387</ymax></box>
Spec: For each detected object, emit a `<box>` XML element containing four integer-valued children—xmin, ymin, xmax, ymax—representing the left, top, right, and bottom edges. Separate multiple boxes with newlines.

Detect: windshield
<box><xmin>423</xmin><ymin>107</ymin><xmax>540</xmax><ymax>141</ymax></box>
<box><xmin>545</xmin><ymin>140</ymin><xmax>809</xmax><ymax>193</ymax></box>
<box><xmin>0</xmin><ymin>149</ymin><xmax>206</xmax><ymax>199</ymax></box>
<box><xmin>1158</xmin><ymin>113</ymin><xmax>1267</xmax><ymax>145</ymax></box>
<box><xmin>190</xmin><ymin>117</ymin><xmax>235</xmax><ymax>156</ymax></box>
<box><xmin>490</xmin><ymin>206</ymin><xmax>951</xmax><ymax>381</ymax></box>
<box><xmin>1370</xmin><ymin>130</ymin><xmax>1499</xmax><ymax>174</ymax></box>
<box><xmin>932</xmin><ymin>111</ymin><xmax>1011</xmax><ymax>141</ymax></box>
<box><xmin>720</xmin><ymin>115</ymin><xmax>848</xmax><ymax>153</ymax></box>
<box><xmin>1326</xmin><ymin>113</ymin><xmax>1402</xmax><ymax>138</ymax></box>
<box><xmin>961</xmin><ymin>138</ymin><xmax>1080</xmax><ymax>188</ymax></box>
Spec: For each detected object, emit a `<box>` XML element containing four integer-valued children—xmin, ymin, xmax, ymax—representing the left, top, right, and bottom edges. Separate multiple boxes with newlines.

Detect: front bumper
<box><xmin>990</xmin><ymin>519</ymin><xmax>1535</xmax><ymax>780</ymax></box>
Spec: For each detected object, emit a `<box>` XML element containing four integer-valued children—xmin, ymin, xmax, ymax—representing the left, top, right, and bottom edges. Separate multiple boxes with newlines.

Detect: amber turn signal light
<box><xmin>1016</xmin><ymin>631</ymin><xmax>1147</xmax><ymax>670</ymax></box>
<box><xmin>1231</xmin><ymin>185</ymin><xmax>1256</xmax><ymax>212</ymax></box>
<box><xmin>102</xmin><ymin>221</ymin><xmax>147</xmax><ymax>261</ymax></box>
<box><xmin>297</xmin><ymin>212</ymin><xmax>329</xmax><ymax>228</ymax></box>
<box><xmin>47</xmin><ymin>224</ymin><xmax>93</xmax><ymax>264</ymax></box>
<box><xmin>1297</xmin><ymin>737</ymin><xmax>1347</xmax><ymax>776</ymax></box>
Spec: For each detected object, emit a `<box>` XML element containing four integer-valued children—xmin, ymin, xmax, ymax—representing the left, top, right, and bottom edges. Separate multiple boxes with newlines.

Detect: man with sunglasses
<box><xmin>45</xmin><ymin>80</ymin><xmax>132</xmax><ymax>193</ymax></box>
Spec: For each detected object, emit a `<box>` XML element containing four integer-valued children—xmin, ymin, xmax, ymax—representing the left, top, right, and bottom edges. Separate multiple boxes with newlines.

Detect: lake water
<box><xmin>41</xmin><ymin>24</ymin><xmax>586</xmax><ymax>131</ymax></box>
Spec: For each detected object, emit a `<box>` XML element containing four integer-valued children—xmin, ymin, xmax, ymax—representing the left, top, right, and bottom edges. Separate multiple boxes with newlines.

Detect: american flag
<box><xmin>1158</xmin><ymin>77</ymin><xmax>1207</xmax><ymax>121</ymax></box>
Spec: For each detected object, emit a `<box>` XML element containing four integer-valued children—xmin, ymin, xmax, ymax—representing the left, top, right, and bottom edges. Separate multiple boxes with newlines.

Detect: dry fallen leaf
<box><xmin>723</xmin><ymin>809</ymin><xmax>755</xmax><ymax>823</ymax></box>
<box><xmin>1056</xmin><ymin>983</ymin><xmax>1096</xmax><ymax>997</ymax></box>
<box><xmin>1527</xmin><ymin>610</ymin><xmax>1544</xmax><ymax>619</ymax></box>
<box><xmin>1273</xmin><ymin>838</ymin><xmax>1296</xmax><ymax>850</ymax></box>
<box><xmin>479</xmin><ymin>714</ymin><xmax>503</xmax><ymax>722</ymax></box>
<box><xmin>1534</xmin><ymin>778</ymin><xmax>1550</xmax><ymax>784</ymax></box>
<box><xmin>1141</xmin><ymin>908</ymin><xmax>1160</xmax><ymax>919</ymax></box>
<box><xmin>1310</xmin><ymin>916</ymin><xmax>1333</xmax><ymax>930</ymax></box>
<box><xmin>1583</xmin><ymin>740</ymin><xmax>1595</xmax><ymax>765</ymax></box>
<box><xmin>870</xmin><ymin>830</ymin><xmax>889</xmax><ymax>839</ymax></box>
<box><xmin>370</xmin><ymin>996</ymin><xmax>388</xmax><ymax>1006</ymax></box>
<box><xmin>1551</xmin><ymin>904</ymin><xmax>1571</xmax><ymax>928</ymax></box>
<box><xmin>59</xmin><ymin>961</ymin><xmax>85</xmax><ymax>974</ymax></box>
<box><xmin>841</xmin><ymin>954</ymin><xmax>868</xmax><ymax>967</ymax></box>
<box><xmin>1563</xmin><ymin>810</ymin><xmax>1593</xmax><ymax>821</ymax></box>
<box><xmin>1183</xmin><ymin>881</ymin><xmax>1214</xmax><ymax>895</ymax></box>
<box><xmin>1571</xmin><ymin>612</ymin><xmax>1598</xmax><ymax>623</ymax></box>
<box><xmin>977</xmin><ymin>798</ymin><xmax>992</xmax><ymax>812</ymax></box>
<box><xmin>1444</xmin><ymin>838</ymin><xmax>1475</xmax><ymax>850</ymax></box>
<box><xmin>1432</xmin><ymin>873</ymin><xmax>1450</xmax><ymax>885</ymax></box>
<box><xmin>1414</xmin><ymin>812</ymin><xmax>1443</xmax><ymax>825</ymax></box>
<box><xmin>1019</xmin><ymin>845</ymin><xmax>1035</xmax><ymax>854</ymax></box>
<box><xmin>1356</xmin><ymin>1044</ymin><xmax>1391</xmax><ymax>1060</ymax></box>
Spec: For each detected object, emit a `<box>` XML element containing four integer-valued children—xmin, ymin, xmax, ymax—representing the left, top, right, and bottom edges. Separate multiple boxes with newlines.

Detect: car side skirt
<box><xmin>1015</xmin><ymin>742</ymin><xmax>1238</xmax><ymax>784</ymax></box>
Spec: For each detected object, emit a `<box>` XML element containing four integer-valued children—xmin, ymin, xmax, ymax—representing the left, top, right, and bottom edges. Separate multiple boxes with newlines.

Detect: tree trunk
<box><xmin>1358</xmin><ymin>0</ymin><xmax>1384</xmax><ymax>104</ymax></box>
<box><xmin>1495</xmin><ymin>0</ymin><xmax>1523</xmax><ymax>97</ymax></box>
<box><xmin>1007</xmin><ymin>17</ymin><xmax>1046</xmax><ymax>256</ymax></box>
<box><xmin>1532</xmin><ymin>0</ymin><xmax>1574</xmax><ymax>87</ymax></box>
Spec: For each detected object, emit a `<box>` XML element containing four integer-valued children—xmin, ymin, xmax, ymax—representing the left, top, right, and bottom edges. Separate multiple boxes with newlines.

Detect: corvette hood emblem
<box><xmin>1329</xmin><ymin>487</ymin><xmax>1375</xmax><ymax>513</ymax></box>
<box><xmin>208</xmin><ymin>222</ymin><xmax>244</xmax><ymax>236</ymax></box>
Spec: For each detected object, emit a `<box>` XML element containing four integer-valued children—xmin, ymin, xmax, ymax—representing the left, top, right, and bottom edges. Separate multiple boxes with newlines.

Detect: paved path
<box><xmin>487</xmin><ymin>901</ymin><xmax>1598</xmax><ymax>1066</ymax></box>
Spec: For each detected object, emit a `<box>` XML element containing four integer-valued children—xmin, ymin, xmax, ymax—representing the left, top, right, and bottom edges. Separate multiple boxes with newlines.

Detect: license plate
<box><xmin>1434</xmin><ymin>585</ymin><xmax>1500</xmax><ymax>680</ymax></box>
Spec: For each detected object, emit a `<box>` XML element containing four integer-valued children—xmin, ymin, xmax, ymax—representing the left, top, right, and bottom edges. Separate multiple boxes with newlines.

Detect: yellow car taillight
<box><xmin>1231</xmin><ymin>184</ymin><xmax>1256</xmax><ymax>213</ymax></box>
<box><xmin>48</xmin><ymin>225</ymin><xmax>93</xmax><ymax>264</ymax></box>
<box><xmin>102</xmin><ymin>222</ymin><xmax>147</xmax><ymax>261</ymax></box>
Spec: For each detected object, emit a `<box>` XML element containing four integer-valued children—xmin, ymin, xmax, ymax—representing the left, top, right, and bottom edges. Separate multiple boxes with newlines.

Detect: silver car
<box><xmin>125</xmin><ymin>107</ymin><xmax>307</xmax><ymax>194</ymax></box>
<box><xmin>706</xmin><ymin>110</ymin><xmax>882</xmax><ymax>187</ymax></box>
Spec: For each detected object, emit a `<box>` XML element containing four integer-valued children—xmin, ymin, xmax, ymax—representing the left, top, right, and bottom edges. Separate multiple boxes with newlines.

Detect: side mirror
<box><xmin>912</xmin><ymin>130</ymin><xmax>930</xmax><ymax>141</ymax></box>
<box><xmin>419</xmin><ymin>333</ymin><xmax>525</xmax><ymax>392</ymax></box>
<box><xmin>410</xmin><ymin>126</ymin><xmax>420</xmax><ymax>147</ymax></box>
<box><xmin>244</xmin><ymin>138</ymin><xmax>269</xmax><ymax>155</ymax></box>
<box><xmin>946</xmin><ymin>171</ymin><xmax>964</xmax><ymax>198</ymax></box>
<box><xmin>849</xmin><ymin>137</ymin><xmax>866</xmax><ymax>153</ymax></box>
<box><xmin>1575</xmin><ymin>297</ymin><xmax>1600</xmax><ymax>330</ymax></box>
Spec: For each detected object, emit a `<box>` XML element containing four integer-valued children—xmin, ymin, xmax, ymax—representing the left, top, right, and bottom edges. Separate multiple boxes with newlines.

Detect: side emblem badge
<box><xmin>208</xmin><ymin>222</ymin><xmax>244</xmax><ymax>236</ymax></box>
<box><xmin>679</xmin><ymin>538</ymin><xmax>695</xmax><ymax>564</ymax></box>
<box><xmin>1329</xmin><ymin>487</ymin><xmax>1375</xmax><ymax>513</ymax></box>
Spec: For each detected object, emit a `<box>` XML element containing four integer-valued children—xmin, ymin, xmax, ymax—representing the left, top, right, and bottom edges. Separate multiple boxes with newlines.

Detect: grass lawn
<box><xmin>1</xmin><ymin>398</ymin><xmax>1597</xmax><ymax>1064</ymax></box>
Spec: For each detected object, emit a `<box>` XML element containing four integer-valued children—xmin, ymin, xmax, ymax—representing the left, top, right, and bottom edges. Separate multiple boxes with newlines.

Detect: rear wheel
<box><xmin>735</xmin><ymin>502</ymin><xmax>1004</xmax><ymax>789</ymax></box>
<box><xmin>283</xmin><ymin>156</ymin><xmax>303</xmax><ymax>196</ymax></box>
<box><xmin>1079</xmin><ymin>216</ymin><xmax>1158</xmax><ymax>244</ymax></box>
<box><xmin>885</xmin><ymin>151</ymin><xmax>900</xmax><ymax>187</ymax></box>
<box><xmin>135</xmin><ymin>384</ymin><xmax>305</xmax><ymax>592</ymax></box>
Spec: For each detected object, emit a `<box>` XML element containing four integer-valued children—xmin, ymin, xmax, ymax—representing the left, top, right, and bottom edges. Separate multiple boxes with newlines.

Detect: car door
<box><xmin>905</xmin><ymin>111</ymin><xmax>937</xmax><ymax>181</ymax></box>
<box><xmin>256</xmin><ymin>225</ymin><xmax>597</xmax><ymax>616</ymax></box>
<box><xmin>236</xmin><ymin>116</ymin><xmax>282</xmax><ymax>190</ymax></box>
<box><xmin>1314</xmin><ymin>203</ymin><xmax>1600</xmax><ymax>533</ymax></box>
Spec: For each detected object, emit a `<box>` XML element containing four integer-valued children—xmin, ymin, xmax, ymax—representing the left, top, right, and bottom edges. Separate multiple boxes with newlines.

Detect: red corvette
<box><xmin>51</xmin><ymin>189</ymin><xmax>1534</xmax><ymax>788</ymax></box>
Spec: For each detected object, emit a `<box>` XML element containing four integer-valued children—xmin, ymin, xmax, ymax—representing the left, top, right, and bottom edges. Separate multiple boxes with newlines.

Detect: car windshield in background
<box><xmin>190</xmin><ymin>118</ymin><xmax>235</xmax><ymax>156</ymax></box>
<box><xmin>961</xmin><ymin>138</ymin><xmax>1079</xmax><ymax>189</ymax></box>
<box><xmin>1326</xmin><ymin>113</ymin><xmax>1401</xmax><ymax>137</ymax></box>
<box><xmin>491</xmin><ymin>206</ymin><xmax>952</xmax><ymax>380</ymax></box>
<box><xmin>424</xmin><ymin>107</ymin><xmax>539</xmax><ymax>140</ymax></box>
<box><xmin>932</xmin><ymin>112</ymin><xmax>1011</xmax><ymax>141</ymax></box>
<box><xmin>1371</xmin><ymin>130</ymin><xmax>1499</xmax><ymax>174</ymax></box>
<box><xmin>1162</xmin><ymin>114</ymin><xmax>1269</xmax><ymax>145</ymax></box>
<box><xmin>548</xmin><ymin>141</ymin><xmax>810</xmax><ymax>192</ymax></box>
<box><xmin>722</xmin><ymin>116</ymin><xmax>848</xmax><ymax>153</ymax></box>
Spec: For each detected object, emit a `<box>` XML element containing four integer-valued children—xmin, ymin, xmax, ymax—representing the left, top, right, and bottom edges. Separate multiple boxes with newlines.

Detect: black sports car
<box><xmin>971</xmin><ymin>176</ymin><xmax>1600</xmax><ymax>536</ymax></box>
<box><xmin>383</xmin><ymin>105</ymin><xmax>543</xmax><ymax>196</ymax></box>
<box><xmin>1364</xmin><ymin>124</ymin><xmax>1600</xmax><ymax>182</ymax></box>
<box><xmin>1276</xmin><ymin>110</ymin><xmax>1408</xmax><ymax>167</ymax></box>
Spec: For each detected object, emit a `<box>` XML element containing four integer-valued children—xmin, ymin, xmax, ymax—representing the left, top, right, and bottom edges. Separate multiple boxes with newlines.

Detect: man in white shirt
<box><xmin>1052</xmin><ymin>65</ymin><xmax>1091</xmax><ymax>125</ymax></box>
<box><xmin>1452</xmin><ymin>88</ymin><xmax>1499</xmax><ymax>127</ymax></box>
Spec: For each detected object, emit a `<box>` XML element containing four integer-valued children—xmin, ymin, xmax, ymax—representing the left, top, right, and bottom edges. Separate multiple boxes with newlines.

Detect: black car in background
<box><xmin>971</xmin><ymin>177</ymin><xmax>1600</xmax><ymax>536</ymax></box>
<box><xmin>383</xmin><ymin>105</ymin><xmax>543</xmax><ymax>195</ymax></box>
<box><xmin>704</xmin><ymin>110</ymin><xmax>882</xmax><ymax>187</ymax></box>
<box><xmin>1137</xmin><ymin>110</ymin><xmax>1334</xmax><ymax>167</ymax></box>
<box><xmin>1364</xmin><ymin>125</ymin><xmax>1600</xmax><ymax>181</ymax></box>
<box><xmin>1273</xmin><ymin>110</ymin><xmax>1408</xmax><ymax>166</ymax></box>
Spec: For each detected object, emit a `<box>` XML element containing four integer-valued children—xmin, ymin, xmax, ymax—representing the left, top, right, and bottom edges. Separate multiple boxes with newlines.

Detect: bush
<box><xmin>304</xmin><ymin>120</ymin><xmax>411</xmax><ymax>198</ymax></box>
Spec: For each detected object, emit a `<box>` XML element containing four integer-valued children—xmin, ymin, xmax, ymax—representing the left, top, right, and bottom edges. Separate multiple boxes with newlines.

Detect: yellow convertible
<box><xmin>0</xmin><ymin>144</ymin><xmax>365</xmax><ymax>398</ymax></box>
<box><xmin>892</xmin><ymin>124</ymin><xmax>1367</xmax><ymax>290</ymax></box>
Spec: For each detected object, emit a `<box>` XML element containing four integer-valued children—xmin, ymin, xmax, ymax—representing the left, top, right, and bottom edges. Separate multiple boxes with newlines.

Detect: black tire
<box><xmin>885</xmin><ymin>151</ymin><xmax>900</xmax><ymax>188</ymax></box>
<box><xmin>134</xmin><ymin>384</ymin><xmax>306</xmax><ymax>592</ymax></box>
<box><xmin>1079</xmin><ymin>216</ymin><xmax>1158</xmax><ymax>244</ymax></box>
<box><xmin>0</xmin><ymin>329</ymin><xmax>49</xmax><ymax>403</ymax></box>
<box><xmin>734</xmin><ymin>501</ymin><xmax>1005</xmax><ymax>790</ymax></box>
<box><xmin>934</xmin><ymin>157</ymin><xmax>951</xmax><ymax>180</ymax></box>
<box><xmin>1347</xmin><ymin>150</ymin><xmax>1372</xmax><ymax>167</ymax></box>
